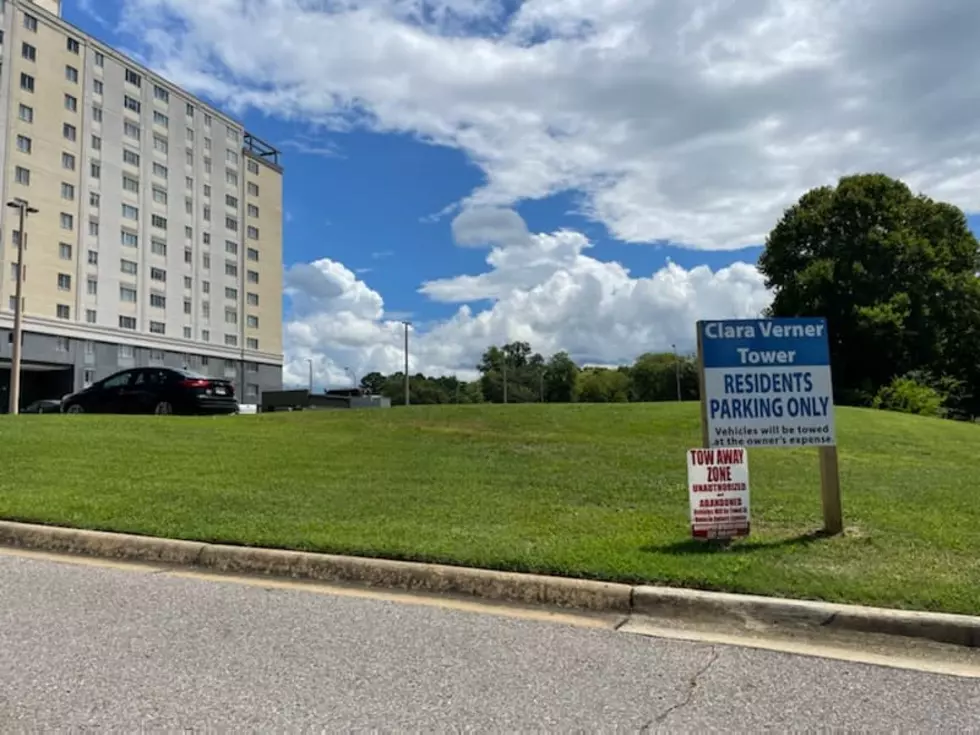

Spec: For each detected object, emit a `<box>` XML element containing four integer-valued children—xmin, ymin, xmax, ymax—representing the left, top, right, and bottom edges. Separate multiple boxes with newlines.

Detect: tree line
<box><xmin>358</xmin><ymin>344</ymin><xmax>698</xmax><ymax>405</ymax></box>
<box><xmin>359</xmin><ymin>173</ymin><xmax>980</xmax><ymax>420</ymax></box>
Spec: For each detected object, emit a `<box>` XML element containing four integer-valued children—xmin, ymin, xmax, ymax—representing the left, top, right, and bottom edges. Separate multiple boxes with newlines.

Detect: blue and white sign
<box><xmin>698</xmin><ymin>318</ymin><xmax>836</xmax><ymax>449</ymax></box>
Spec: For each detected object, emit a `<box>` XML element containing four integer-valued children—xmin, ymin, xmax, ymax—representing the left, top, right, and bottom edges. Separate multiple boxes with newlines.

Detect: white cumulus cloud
<box><xmin>113</xmin><ymin>0</ymin><xmax>980</xmax><ymax>249</ymax></box>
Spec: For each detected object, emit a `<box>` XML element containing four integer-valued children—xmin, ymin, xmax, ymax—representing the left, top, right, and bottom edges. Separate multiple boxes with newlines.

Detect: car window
<box><xmin>101</xmin><ymin>371</ymin><xmax>133</xmax><ymax>389</ymax></box>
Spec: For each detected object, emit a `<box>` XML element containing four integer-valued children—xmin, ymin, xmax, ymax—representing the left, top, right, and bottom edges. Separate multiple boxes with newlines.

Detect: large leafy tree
<box><xmin>758</xmin><ymin>173</ymin><xmax>980</xmax><ymax>411</ymax></box>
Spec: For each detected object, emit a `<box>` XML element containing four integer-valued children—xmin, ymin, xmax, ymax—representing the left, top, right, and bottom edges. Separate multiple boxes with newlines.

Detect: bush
<box><xmin>872</xmin><ymin>375</ymin><xmax>945</xmax><ymax>417</ymax></box>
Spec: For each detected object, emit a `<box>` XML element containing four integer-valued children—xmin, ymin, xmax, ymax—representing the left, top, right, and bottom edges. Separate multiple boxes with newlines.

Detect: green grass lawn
<box><xmin>1</xmin><ymin>403</ymin><xmax>978</xmax><ymax>615</ymax></box>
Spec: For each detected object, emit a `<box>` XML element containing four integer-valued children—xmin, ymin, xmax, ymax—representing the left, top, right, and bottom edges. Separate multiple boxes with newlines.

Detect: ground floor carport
<box><xmin>0</xmin><ymin>360</ymin><xmax>74</xmax><ymax>413</ymax></box>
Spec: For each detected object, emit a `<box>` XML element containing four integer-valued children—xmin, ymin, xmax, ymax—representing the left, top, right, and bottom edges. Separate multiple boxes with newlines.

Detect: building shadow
<box><xmin>642</xmin><ymin>529</ymin><xmax>834</xmax><ymax>556</ymax></box>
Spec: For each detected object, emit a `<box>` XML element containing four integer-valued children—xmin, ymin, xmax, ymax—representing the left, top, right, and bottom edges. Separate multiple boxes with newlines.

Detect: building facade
<box><xmin>0</xmin><ymin>0</ymin><xmax>283</xmax><ymax>409</ymax></box>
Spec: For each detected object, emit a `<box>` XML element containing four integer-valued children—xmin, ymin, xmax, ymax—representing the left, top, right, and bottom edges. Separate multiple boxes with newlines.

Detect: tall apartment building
<box><xmin>0</xmin><ymin>0</ymin><xmax>283</xmax><ymax>408</ymax></box>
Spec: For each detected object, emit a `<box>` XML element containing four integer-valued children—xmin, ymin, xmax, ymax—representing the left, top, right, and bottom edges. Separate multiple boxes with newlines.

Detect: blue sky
<box><xmin>61</xmin><ymin>0</ymin><xmax>980</xmax><ymax>386</ymax></box>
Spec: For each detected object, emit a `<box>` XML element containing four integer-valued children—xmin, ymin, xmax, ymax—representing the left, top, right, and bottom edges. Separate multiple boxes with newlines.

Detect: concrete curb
<box><xmin>1</xmin><ymin>520</ymin><xmax>977</xmax><ymax>648</ymax></box>
<box><xmin>633</xmin><ymin>586</ymin><xmax>980</xmax><ymax>648</ymax></box>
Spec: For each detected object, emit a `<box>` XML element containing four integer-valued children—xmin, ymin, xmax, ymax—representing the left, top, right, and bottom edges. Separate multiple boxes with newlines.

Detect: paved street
<box><xmin>1</xmin><ymin>552</ymin><xmax>978</xmax><ymax>730</ymax></box>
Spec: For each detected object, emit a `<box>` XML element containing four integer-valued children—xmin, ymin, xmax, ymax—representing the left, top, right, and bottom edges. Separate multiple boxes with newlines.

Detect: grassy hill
<box><xmin>0</xmin><ymin>403</ymin><xmax>977</xmax><ymax>614</ymax></box>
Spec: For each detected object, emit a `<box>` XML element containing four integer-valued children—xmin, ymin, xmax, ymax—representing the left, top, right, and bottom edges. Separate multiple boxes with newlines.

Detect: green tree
<box><xmin>359</xmin><ymin>371</ymin><xmax>387</xmax><ymax>395</ymax></box>
<box><xmin>477</xmin><ymin>342</ymin><xmax>544</xmax><ymax>402</ymax></box>
<box><xmin>758</xmin><ymin>173</ymin><xmax>980</xmax><ymax>414</ymax></box>
<box><xmin>543</xmin><ymin>351</ymin><xmax>580</xmax><ymax>402</ymax></box>
<box><xmin>576</xmin><ymin>367</ymin><xmax>630</xmax><ymax>403</ymax></box>
<box><xmin>629</xmin><ymin>352</ymin><xmax>698</xmax><ymax>402</ymax></box>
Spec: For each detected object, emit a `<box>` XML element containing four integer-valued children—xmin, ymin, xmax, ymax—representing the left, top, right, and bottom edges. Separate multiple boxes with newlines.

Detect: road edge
<box><xmin>1</xmin><ymin>519</ymin><xmax>977</xmax><ymax>648</ymax></box>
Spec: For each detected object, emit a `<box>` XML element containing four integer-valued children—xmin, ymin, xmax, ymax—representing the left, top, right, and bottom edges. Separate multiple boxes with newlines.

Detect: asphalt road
<box><xmin>1</xmin><ymin>552</ymin><xmax>978</xmax><ymax>731</ymax></box>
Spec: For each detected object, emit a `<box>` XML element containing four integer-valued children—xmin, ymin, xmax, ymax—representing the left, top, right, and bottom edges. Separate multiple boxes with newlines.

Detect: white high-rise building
<box><xmin>0</xmin><ymin>0</ymin><xmax>284</xmax><ymax>407</ymax></box>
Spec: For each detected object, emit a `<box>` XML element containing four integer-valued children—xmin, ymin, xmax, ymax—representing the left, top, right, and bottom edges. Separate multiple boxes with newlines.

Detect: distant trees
<box><xmin>355</xmin><ymin>344</ymin><xmax>695</xmax><ymax>406</ymax></box>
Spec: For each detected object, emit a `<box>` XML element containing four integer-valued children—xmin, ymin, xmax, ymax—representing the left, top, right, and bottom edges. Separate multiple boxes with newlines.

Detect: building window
<box><xmin>120</xmin><ymin>286</ymin><xmax>137</xmax><ymax>302</ymax></box>
<box><xmin>154</xmin><ymin>85</ymin><xmax>169</xmax><ymax>102</ymax></box>
<box><xmin>56</xmin><ymin>337</ymin><xmax>71</xmax><ymax>352</ymax></box>
<box><xmin>67</xmin><ymin>37</ymin><xmax>80</xmax><ymax>54</ymax></box>
<box><xmin>203</xmin><ymin>232</ymin><xmax>211</xmax><ymax>245</ymax></box>
<box><xmin>91</xmin><ymin>135</ymin><xmax>102</xmax><ymax>150</ymax></box>
<box><xmin>150</xmin><ymin>293</ymin><xmax>166</xmax><ymax>308</ymax></box>
<box><xmin>59</xmin><ymin>243</ymin><xmax>72</xmax><ymax>260</ymax></box>
<box><xmin>226</xmin><ymin>150</ymin><xmax>239</xmax><ymax>165</ymax></box>
<box><xmin>185</xmin><ymin>276</ymin><xmax>194</xmax><ymax>289</ymax></box>
<box><xmin>246</xmin><ymin>384</ymin><xmax>259</xmax><ymax>399</ymax></box>
<box><xmin>227</xmin><ymin>127</ymin><xmax>240</xmax><ymax>143</ymax></box>
<box><xmin>153</xmin><ymin>111</ymin><xmax>169</xmax><ymax>128</ymax></box>
<box><xmin>247</xmin><ymin>293</ymin><xmax>259</xmax><ymax>307</ymax></box>
<box><xmin>204</xmin><ymin>138</ymin><xmax>212</xmax><ymax>151</ymax></box>
<box><xmin>247</xmin><ymin>270</ymin><xmax>259</xmax><ymax>284</ymax></box>
<box><xmin>226</xmin><ymin>170</ymin><xmax>238</xmax><ymax>186</ymax></box>
<box><xmin>15</xmin><ymin>167</ymin><xmax>30</xmax><ymax>186</ymax></box>
<box><xmin>84</xmin><ymin>368</ymin><xmax>95</xmax><ymax>386</ymax></box>
<box><xmin>149</xmin><ymin>321</ymin><xmax>166</xmax><ymax>335</ymax></box>
<box><xmin>95</xmin><ymin>52</ymin><xmax>105</xmax><ymax>67</ymax></box>
<box><xmin>202</xmin><ymin>302</ymin><xmax>211</xmax><ymax>320</ymax></box>
<box><xmin>183</xmin><ymin>299</ymin><xmax>192</xmax><ymax>314</ymax></box>
<box><xmin>85</xmin><ymin>310</ymin><xmax>97</xmax><ymax>324</ymax></box>
<box><xmin>93</xmin><ymin>79</ymin><xmax>103</xmax><ymax>95</ymax></box>
<box><xmin>225</xmin><ymin>334</ymin><xmax>238</xmax><ymax>346</ymax></box>
<box><xmin>21</xmin><ymin>42</ymin><xmax>36</xmax><ymax>61</ymax></box>
<box><xmin>202</xmin><ymin>281</ymin><xmax>210</xmax><ymax>294</ymax></box>
<box><xmin>202</xmin><ymin>330</ymin><xmax>210</xmax><ymax>341</ymax></box>
<box><xmin>183</xmin><ymin>326</ymin><xmax>192</xmax><ymax>339</ymax></box>
<box><xmin>153</xmin><ymin>162</ymin><xmax>168</xmax><ymax>179</ymax></box>
<box><xmin>247</xmin><ymin>204</ymin><xmax>259</xmax><ymax>218</ymax></box>
<box><xmin>247</xmin><ymin>226</ymin><xmax>259</xmax><ymax>240</ymax></box>
<box><xmin>150</xmin><ymin>268</ymin><xmax>167</xmax><ymax>282</ymax></box>
<box><xmin>88</xmin><ymin>220</ymin><xmax>99</xmax><ymax>236</ymax></box>
<box><xmin>125</xmin><ymin>69</ymin><xmax>142</xmax><ymax>87</ymax></box>
<box><xmin>17</xmin><ymin>135</ymin><xmax>32</xmax><ymax>153</ymax></box>
<box><xmin>120</xmin><ymin>259</ymin><xmax>138</xmax><ymax>275</ymax></box>
<box><xmin>124</xmin><ymin>121</ymin><xmax>140</xmax><ymax>140</ymax></box>
<box><xmin>63</xmin><ymin>123</ymin><xmax>77</xmax><ymax>141</ymax></box>
<box><xmin>58</xmin><ymin>273</ymin><xmax>72</xmax><ymax>291</ymax></box>
<box><xmin>61</xmin><ymin>183</ymin><xmax>75</xmax><ymax>200</ymax></box>
<box><xmin>151</xmin><ymin>215</ymin><xmax>167</xmax><ymax>229</ymax></box>
<box><xmin>90</xmin><ymin>192</ymin><xmax>100</xmax><ymax>208</ymax></box>
<box><xmin>90</xmin><ymin>162</ymin><xmax>100</xmax><ymax>179</ymax></box>
<box><xmin>121</xmin><ymin>204</ymin><xmax>139</xmax><ymax>221</ymax></box>
<box><xmin>186</xmin><ymin>127</ymin><xmax>195</xmax><ymax>141</ymax></box>
<box><xmin>204</xmin><ymin>114</ymin><xmax>212</xmax><ymax>128</ymax></box>
<box><xmin>121</xmin><ymin>231</ymin><xmax>139</xmax><ymax>248</ymax></box>
<box><xmin>203</xmin><ymin>254</ymin><xmax>211</xmax><ymax>269</ymax></box>
<box><xmin>225</xmin><ymin>308</ymin><xmax>237</xmax><ymax>324</ymax></box>
<box><xmin>88</xmin><ymin>250</ymin><xmax>98</xmax><ymax>265</ymax></box>
<box><xmin>149</xmin><ymin>350</ymin><xmax>165</xmax><ymax>364</ymax></box>
<box><xmin>225</xmin><ymin>217</ymin><xmax>237</xmax><ymax>231</ymax></box>
<box><xmin>20</xmin><ymin>73</ymin><xmax>35</xmax><ymax>92</ymax></box>
<box><xmin>123</xmin><ymin>149</ymin><xmax>140</xmax><ymax>166</ymax></box>
<box><xmin>225</xmin><ymin>287</ymin><xmax>237</xmax><ymax>300</ymax></box>
<box><xmin>92</xmin><ymin>106</ymin><xmax>103</xmax><ymax>123</ymax></box>
<box><xmin>225</xmin><ymin>241</ymin><xmax>238</xmax><ymax>256</ymax></box>
<box><xmin>60</xmin><ymin>213</ymin><xmax>74</xmax><ymax>230</ymax></box>
<box><xmin>123</xmin><ymin>175</ymin><xmax>139</xmax><ymax>193</ymax></box>
<box><xmin>225</xmin><ymin>194</ymin><xmax>238</xmax><ymax>208</ymax></box>
<box><xmin>154</xmin><ymin>136</ymin><xmax>168</xmax><ymax>154</ymax></box>
<box><xmin>225</xmin><ymin>262</ymin><xmax>238</xmax><ymax>278</ymax></box>
<box><xmin>185</xmin><ymin>226</ymin><xmax>194</xmax><ymax>239</ymax></box>
<box><xmin>124</xmin><ymin>95</ymin><xmax>140</xmax><ymax>113</ymax></box>
<box><xmin>63</xmin><ymin>152</ymin><xmax>76</xmax><ymax>170</ymax></box>
<box><xmin>10</xmin><ymin>263</ymin><xmax>24</xmax><ymax>282</ymax></box>
<box><xmin>18</xmin><ymin>104</ymin><xmax>33</xmax><ymax>123</ymax></box>
<box><xmin>151</xmin><ymin>239</ymin><xmax>167</xmax><ymax>256</ymax></box>
<box><xmin>65</xmin><ymin>94</ymin><xmax>78</xmax><ymax>112</ymax></box>
<box><xmin>247</xmin><ymin>338</ymin><xmax>259</xmax><ymax>350</ymax></box>
<box><xmin>246</xmin><ymin>315</ymin><xmax>259</xmax><ymax>329</ymax></box>
<box><xmin>24</xmin><ymin>13</ymin><xmax>38</xmax><ymax>32</ymax></box>
<box><xmin>184</xmin><ymin>248</ymin><xmax>193</xmax><ymax>264</ymax></box>
<box><xmin>204</xmin><ymin>158</ymin><xmax>212</xmax><ymax>174</ymax></box>
<box><xmin>119</xmin><ymin>317</ymin><xmax>137</xmax><ymax>331</ymax></box>
<box><xmin>65</xmin><ymin>65</ymin><xmax>79</xmax><ymax>83</ymax></box>
<box><xmin>247</xmin><ymin>248</ymin><xmax>259</xmax><ymax>262</ymax></box>
<box><xmin>186</xmin><ymin>103</ymin><xmax>194</xmax><ymax>117</ymax></box>
<box><xmin>87</xmin><ymin>278</ymin><xmax>97</xmax><ymax>295</ymax></box>
<box><xmin>247</xmin><ymin>160</ymin><xmax>260</xmax><ymax>175</ymax></box>
<box><xmin>56</xmin><ymin>304</ymin><xmax>70</xmax><ymax>320</ymax></box>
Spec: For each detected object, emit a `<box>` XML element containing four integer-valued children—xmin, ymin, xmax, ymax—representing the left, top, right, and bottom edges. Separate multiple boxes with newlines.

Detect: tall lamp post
<box><xmin>7</xmin><ymin>199</ymin><xmax>38</xmax><ymax>415</ymax></box>
<box><xmin>401</xmin><ymin>320</ymin><xmax>411</xmax><ymax>406</ymax></box>
<box><xmin>306</xmin><ymin>358</ymin><xmax>313</xmax><ymax>394</ymax></box>
<box><xmin>671</xmin><ymin>343</ymin><xmax>681</xmax><ymax>402</ymax></box>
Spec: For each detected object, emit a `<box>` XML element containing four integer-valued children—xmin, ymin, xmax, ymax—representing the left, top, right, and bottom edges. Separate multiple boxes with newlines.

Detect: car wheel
<box><xmin>65</xmin><ymin>404</ymin><xmax>84</xmax><ymax>414</ymax></box>
<box><xmin>154</xmin><ymin>401</ymin><xmax>174</xmax><ymax>415</ymax></box>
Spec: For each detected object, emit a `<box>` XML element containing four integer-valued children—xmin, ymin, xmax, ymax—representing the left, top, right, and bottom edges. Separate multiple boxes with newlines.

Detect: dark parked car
<box><xmin>22</xmin><ymin>399</ymin><xmax>63</xmax><ymax>414</ymax></box>
<box><xmin>61</xmin><ymin>367</ymin><xmax>238</xmax><ymax>415</ymax></box>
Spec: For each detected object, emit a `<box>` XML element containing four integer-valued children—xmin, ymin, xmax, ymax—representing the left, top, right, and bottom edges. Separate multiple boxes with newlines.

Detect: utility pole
<box><xmin>401</xmin><ymin>320</ymin><xmax>411</xmax><ymax>406</ymax></box>
<box><xmin>7</xmin><ymin>199</ymin><xmax>38</xmax><ymax>416</ymax></box>
<box><xmin>672</xmin><ymin>343</ymin><xmax>681</xmax><ymax>401</ymax></box>
<box><xmin>539</xmin><ymin>370</ymin><xmax>545</xmax><ymax>402</ymax></box>
<box><xmin>502</xmin><ymin>360</ymin><xmax>508</xmax><ymax>404</ymax></box>
<box><xmin>307</xmin><ymin>358</ymin><xmax>313</xmax><ymax>393</ymax></box>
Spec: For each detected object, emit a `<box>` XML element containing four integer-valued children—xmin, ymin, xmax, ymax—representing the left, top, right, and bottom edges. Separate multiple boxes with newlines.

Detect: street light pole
<box><xmin>7</xmin><ymin>199</ymin><xmax>38</xmax><ymax>415</ymax></box>
<box><xmin>672</xmin><ymin>343</ymin><xmax>681</xmax><ymax>402</ymax></box>
<box><xmin>401</xmin><ymin>320</ymin><xmax>411</xmax><ymax>406</ymax></box>
<box><xmin>307</xmin><ymin>358</ymin><xmax>313</xmax><ymax>394</ymax></box>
